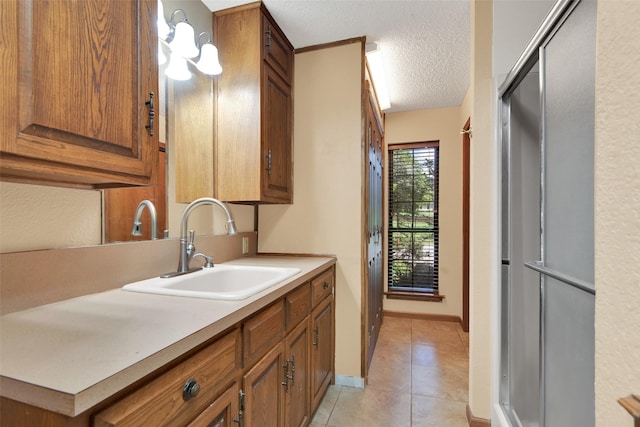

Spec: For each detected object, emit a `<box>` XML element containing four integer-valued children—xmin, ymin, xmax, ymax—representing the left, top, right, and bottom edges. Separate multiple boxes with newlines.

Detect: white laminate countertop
<box><xmin>0</xmin><ymin>256</ymin><xmax>335</xmax><ymax>417</ymax></box>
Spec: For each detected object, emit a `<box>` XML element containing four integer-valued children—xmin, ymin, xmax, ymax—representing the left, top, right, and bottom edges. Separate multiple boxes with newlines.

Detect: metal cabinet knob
<box><xmin>182</xmin><ymin>378</ymin><xmax>200</xmax><ymax>401</ymax></box>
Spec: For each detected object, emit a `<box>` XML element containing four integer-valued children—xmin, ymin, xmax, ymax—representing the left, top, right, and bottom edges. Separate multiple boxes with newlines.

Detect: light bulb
<box><xmin>165</xmin><ymin>52</ymin><xmax>191</xmax><ymax>81</ymax></box>
<box><xmin>169</xmin><ymin>21</ymin><xmax>199</xmax><ymax>58</ymax></box>
<box><xmin>196</xmin><ymin>43</ymin><xmax>222</xmax><ymax>75</ymax></box>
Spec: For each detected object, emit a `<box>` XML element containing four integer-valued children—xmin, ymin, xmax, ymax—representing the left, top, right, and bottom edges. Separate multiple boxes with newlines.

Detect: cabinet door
<box><xmin>261</xmin><ymin>14</ymin><xmax>293</xmax><ymax>84</ymax></box>
<box><xmin>188</xmin><ymin>382</ymin><xmax>240</xmax><ymax>427</ymax></box>
<box><xmin>2</xmin><ymin>0</ymin><xmax>158</xmax><ymax>187</ymax></box>
<box><xmin>365</xmin><ymin>96</ymin><xmax>384</xmax><ymax>373</ymax></box>
<box><xmin>243</xmin><ymin>342</ymin><xmax>285</xmax><ymax>427</ymax></box>
<box><xmin>310</xmin><ymin>295</ymin><xmax>334</xmax><ymax>412</ymax></box>
<box><xmin>261</xmin><ymin>64</ymin><xmax>292</xmax><ymax>203</ymax></box>
<box><xmin>284</xmin><ymin>317</ymin><xmax>310</xmax><ymax>427</ymax></box>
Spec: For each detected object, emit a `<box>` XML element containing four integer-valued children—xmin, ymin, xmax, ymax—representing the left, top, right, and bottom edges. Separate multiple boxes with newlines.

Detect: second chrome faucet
<box><xmin>131</xmin><ymin>199</ymin><xmax>158</xmax><ymax>240</ymax></box>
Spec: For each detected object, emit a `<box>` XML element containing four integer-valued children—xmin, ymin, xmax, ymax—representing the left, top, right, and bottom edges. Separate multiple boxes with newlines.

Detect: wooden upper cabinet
<box><xmin>262</xmin><ymin>14</ymin><xmax>293</xmax><ymax>85</ymax></box>
<box><xmin>214</xmin><ymin>2</ymin><xmax>293</xmax><ymax>203</ymax></box>
<box><xmin>1</xmin><ymin>0</ymin><xmax>158</xmax><ymax>188</ymax></box>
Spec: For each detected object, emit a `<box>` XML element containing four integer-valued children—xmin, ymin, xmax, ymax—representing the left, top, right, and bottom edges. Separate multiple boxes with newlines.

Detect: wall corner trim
<box><xmin>466</xmin><ymin>404</ymin><xmax>491</xmax><ymax>427</ymax></box>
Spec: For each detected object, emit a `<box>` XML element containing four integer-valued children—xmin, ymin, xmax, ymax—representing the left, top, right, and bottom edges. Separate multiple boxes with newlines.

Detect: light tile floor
<box><xmin>310</xmin><ymin>317</ymin><xmax>470</xmax><ymax>427</ymax></box>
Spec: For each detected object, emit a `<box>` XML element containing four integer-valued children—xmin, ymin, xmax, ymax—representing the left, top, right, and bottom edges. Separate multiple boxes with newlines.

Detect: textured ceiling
<box><xmin>202</xmin><ymin>0</ymin><xmax>471</xmax><ymax>113</ymax></box>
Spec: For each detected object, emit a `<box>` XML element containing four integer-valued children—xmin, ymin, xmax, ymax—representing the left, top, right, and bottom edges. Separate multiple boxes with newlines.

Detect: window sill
<box><xmin>385</xmin><ymin>291</ymin><xmax>445</xmax><ymax>302</ymax></box>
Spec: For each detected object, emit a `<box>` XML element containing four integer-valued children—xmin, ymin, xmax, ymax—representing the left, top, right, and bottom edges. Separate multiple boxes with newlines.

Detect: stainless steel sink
<box><xmin>122</xmin><ymin>264</ymin><xmax>300</xmax><ymax>300</ymax></box>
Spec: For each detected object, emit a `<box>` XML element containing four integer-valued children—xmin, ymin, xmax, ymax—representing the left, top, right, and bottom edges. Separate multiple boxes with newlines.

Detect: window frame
<box><xmin>386</xmin><ymin>141</ymin><xmax>444</xmax><ymax>301</ymax></box>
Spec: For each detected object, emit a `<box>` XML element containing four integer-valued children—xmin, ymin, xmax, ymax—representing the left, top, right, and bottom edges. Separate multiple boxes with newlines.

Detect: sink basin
<box><xmin>122</xmin><ymin>264</ymin><xmax>301</xmax><ymax>300</ymax></box>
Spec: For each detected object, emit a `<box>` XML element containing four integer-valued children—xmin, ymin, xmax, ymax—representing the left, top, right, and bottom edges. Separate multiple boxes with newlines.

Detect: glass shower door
<box><xmin>499</xmin><ymin>1</ymin><xmax>596</xmax><ymax>426</ymax></box>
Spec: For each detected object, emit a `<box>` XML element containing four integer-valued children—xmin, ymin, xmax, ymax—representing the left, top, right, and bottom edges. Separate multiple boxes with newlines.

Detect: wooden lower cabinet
<box><xmin>96</xmin><ymin>278</ymin><xmax>333</xmax><ymax>427</ymax></box>
<box><xmin>188</xmin><ymin>382</ymin><xmax>240</xmax><ymax>427</ymax></box>
<box><xmin>0</xmin><ymin>266</ymin><xmax>335</xmax><ymax>427</ymax></box>
<box><xmin>242</xmin><ymin>342</ymin><xmax>286</xmax><ymax>427</ymax></box>
<box><xmin>93</xmin><ymin>329</ymin><xmax>241</xmax><ymax>427</ymax></box>
<box><xmin>311</xmin><ymin>294</ymin><xmax>334</xmax><ymax>413</ymax></box>
<box><xmin>284</xmin><ymin>317</ymin><xmax>311</xmax><ymax>427</ymax></box>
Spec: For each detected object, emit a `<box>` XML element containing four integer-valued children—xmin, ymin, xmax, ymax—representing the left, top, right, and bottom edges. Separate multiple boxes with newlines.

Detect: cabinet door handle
<box><xmin>265</xmin><ymin>25</ymin><xmax>272</xmax><ymax>50</ymax></box>
<box><xmin>282</xmin><ymin>362</ymin><xmax>291</xmax><ymax>392</ymax></box>
<box><xmin>233</xmin><ymin>390</ymin><xmax>245</xmax><ymax>426</ymax></box>
<box><xmin>288</xmin><ymin>355</ymin><xmax>296</xmax><ymax>385</ymax></box>
<box><xmin>312</xmin><ymin>326</ymin><xmax>319</xmax><ymax>347</ymax></box>
<box><xmin>182</xmin><ymin>378</ymin><xmax>200</xmax><ymax>401</ymax></box>
<box><xmin>266</xmin><ymin>150</ymin><xmax>272</xmax><ymax>175</ymax></box>
<box><xmin>145</xmin><ymin>92</ymin><xmax>155</xmax><ymax>136</ymax></box>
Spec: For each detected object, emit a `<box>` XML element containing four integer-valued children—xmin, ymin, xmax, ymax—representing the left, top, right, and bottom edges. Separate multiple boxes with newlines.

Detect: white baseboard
<box><xmin>334</xmin><ymin>374</ymin><xmax>365</xmax><ymax>389</ymax></box>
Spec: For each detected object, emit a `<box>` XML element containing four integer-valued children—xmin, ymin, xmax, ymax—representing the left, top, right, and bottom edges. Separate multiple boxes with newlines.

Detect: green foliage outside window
<box><xmin>388</xmin><ymin>145</ymin><xmax>439</xmax><ymax>292</ymax></box>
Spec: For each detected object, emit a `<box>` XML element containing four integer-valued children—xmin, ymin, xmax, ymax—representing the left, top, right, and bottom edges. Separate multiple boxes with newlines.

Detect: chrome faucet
<box><xmin>162</xmin><ymin>197</ymin><xmax>237</xmax><ymax>278</ymax></box>
<box><xmin>131</xmin><ymin>200</ymin><xmax>157</xmax><ymax>240</ymax></box>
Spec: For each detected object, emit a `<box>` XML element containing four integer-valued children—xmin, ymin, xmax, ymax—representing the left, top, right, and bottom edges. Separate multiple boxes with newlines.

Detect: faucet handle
<box><xmin>186</xmin><ymin>229</ymin><xmax>196</xmax><ymax>259</ymax></box>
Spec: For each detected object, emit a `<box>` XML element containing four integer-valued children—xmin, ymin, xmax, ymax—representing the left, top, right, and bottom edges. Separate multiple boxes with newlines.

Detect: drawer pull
<box><xmin>182</xmin><ymin>378</ymin><xmax>201</xmax><ymax>401</ymax></box>
<box><xmin>323</xmin><ymin>281</ymin><xmax>329</xmax><ymax>290</ymax></box>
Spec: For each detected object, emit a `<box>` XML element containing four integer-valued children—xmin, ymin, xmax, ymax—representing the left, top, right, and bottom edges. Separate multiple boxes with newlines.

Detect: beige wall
<box><xmin>258</xmin><ymin>42</ymin><xmax>364</xmax><ymax>379</ymax></box>
<box><xmin>594</xmin><ymin>1</ymin><xmax>640</xmax><ymax>425</ymax></box>
<box><xmin>384</xmin><ymin>107</ymin><xmax>464</xmax><ymax>318</ymax></box>
<box><xmin>0</xmin><ymin>182</ymin><xmax>102</xmax><ymax>252</ymax></box>
<box><xmin>469</xmin><ymin>0</ymin><xmax>494</xmax><ymax>420</ymax></box>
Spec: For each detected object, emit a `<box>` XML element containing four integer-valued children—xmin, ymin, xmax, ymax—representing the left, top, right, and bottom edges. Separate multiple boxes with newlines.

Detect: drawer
<box><xmin>285</xmin><ymin>282</ymin><xmax>311</xmax><ymax>331</ymax></box>
<box><xmin>243</xmin><ymin>300</ymin><xmax>285</xmax><ymax>366</ymax></box>
<box><xmin>94</xmin><ymin>328</ymin><xmax>241</xmax><ymax>427</ymax></box>
<box><xmin>311</xmin><ymin>268</ymin><xmax>334</xmax><ymax>307</ymax></box>
<box><xmin>262</xmin><ymin>14</ymin><xmax>293</xmax><ymax>84</ymax></box>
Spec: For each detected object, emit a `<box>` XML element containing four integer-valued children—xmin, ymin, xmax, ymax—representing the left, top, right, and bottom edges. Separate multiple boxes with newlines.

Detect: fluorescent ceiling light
<box><xmin>365</xmin><ymin>44</ymin><xmax>391</xmax><ymax>110</ymax></box>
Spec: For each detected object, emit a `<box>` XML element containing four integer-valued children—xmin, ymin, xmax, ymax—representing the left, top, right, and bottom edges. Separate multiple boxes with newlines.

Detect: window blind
<box><xmin>388</xmin><ymin>143</ymin><xmax>439</xmax><ymax>293</ymax></box>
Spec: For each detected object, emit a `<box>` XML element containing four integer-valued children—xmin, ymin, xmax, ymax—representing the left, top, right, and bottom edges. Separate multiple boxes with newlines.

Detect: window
<box><xmin>387</xmin><ymin>142</ymin><xmax>440</xmax><ymax>300</ymax></box>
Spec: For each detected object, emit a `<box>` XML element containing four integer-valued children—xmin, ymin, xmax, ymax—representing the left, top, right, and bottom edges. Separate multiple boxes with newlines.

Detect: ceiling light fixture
<box><xmin>157</xmin><ymin>1</ymin><xmax>223</xmax><ymax>79</ymax></box>
<box><xmin>365</xmin><ymin>43</ymin><xmax>391</xmax><ymax>111</ymax></box>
